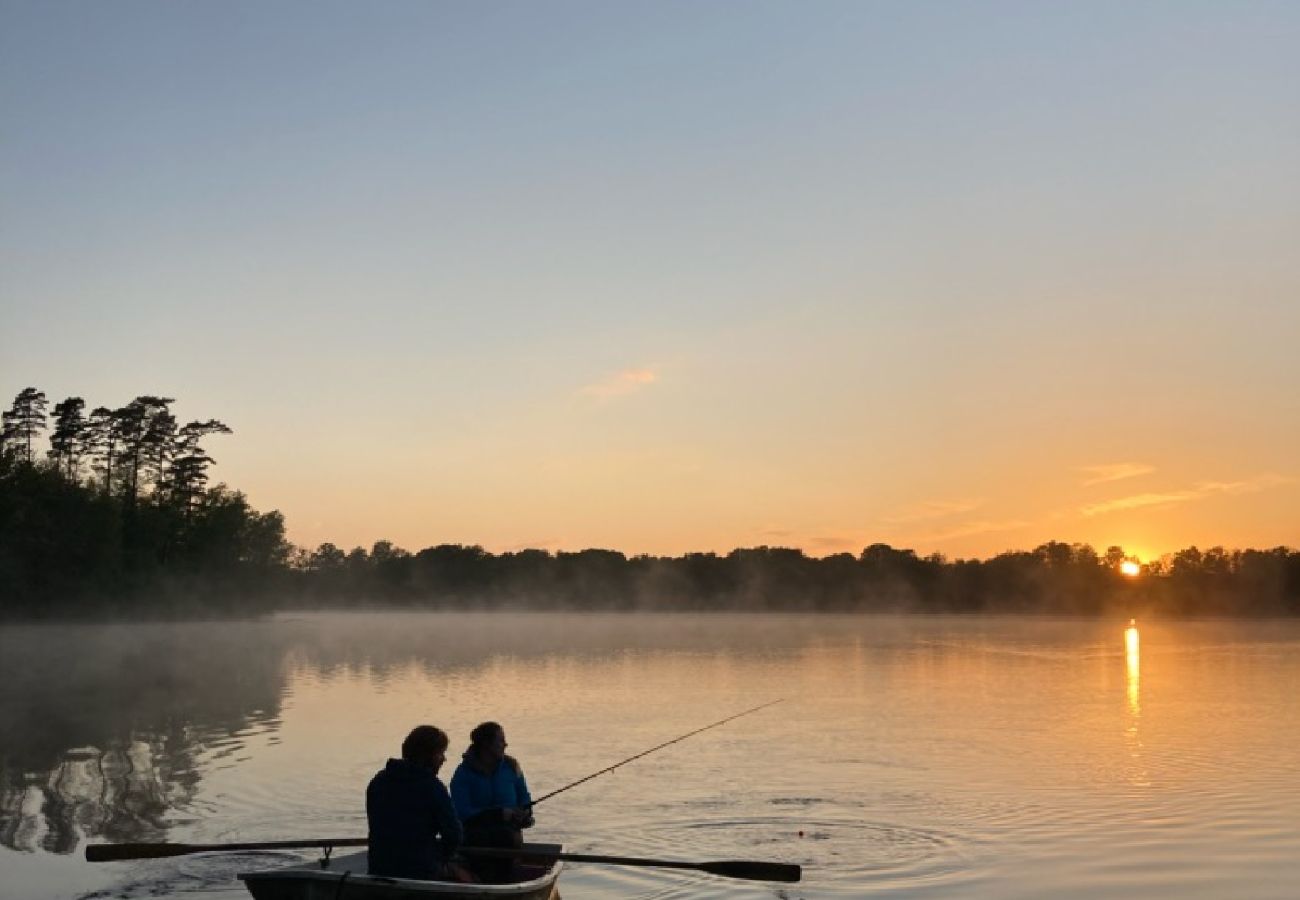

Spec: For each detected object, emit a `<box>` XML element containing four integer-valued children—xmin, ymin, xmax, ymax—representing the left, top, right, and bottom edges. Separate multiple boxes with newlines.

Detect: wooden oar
<box><xmin>465</xmin><ymin>846</ymin><xmax>801</xmax><ymax>883</ymax></box>
<box><xmin>85</xmin><ymin>840</ymin><xmax>800</xmax><ymax>883</ymax></box>
<box><xmin>85</xmin><ymin>838</ymin><xmax>367</xmax><ymax>862</ymax></box>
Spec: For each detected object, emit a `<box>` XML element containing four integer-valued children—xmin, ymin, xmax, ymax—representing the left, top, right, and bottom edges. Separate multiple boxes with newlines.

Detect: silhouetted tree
<box><xmin>308</xmin><ymin>543</ymin><xmax>346</xmax><ymax>571</ymax></box>
<box><xmin>2</xmin><ymin>388</ymin><xmax>48</xmax><ymax>464</ymax></box>
<box><xmin>0</xmin><ymin>387</ymin><xmax>281</xmax><ymax>616</ymax></box>
<box><xmin>84</xmin><ymin>406</ymin><xmax>118</xmax><ymax>493</ymax></box>
<box><xmin>1104</xmin><ymin>545</ymin><xmax>1126</xmax><ymax>569</ymax></box>
<box><xmin>47</xmin><ymin>397</ymin><xmax>87</xmax><ymax>480</ymax></box>
<box><xmin>169</xmin><ymin>419</ymin><xmax>232</xmax><ymax>515</ymax></box>
<box><xmin>6</xmin><ymin>385</ymin><xmax>1300</xmax><ymax>619</ymax></box>
<box><xmin>141</xmin><ymin>407</ymin><xmax>177</xmax><ymax>494</ymax></box>
<box><xmin>113</xmin><ymin>396</ymin><xmax>174</xmax><ymax>504</ymax></box>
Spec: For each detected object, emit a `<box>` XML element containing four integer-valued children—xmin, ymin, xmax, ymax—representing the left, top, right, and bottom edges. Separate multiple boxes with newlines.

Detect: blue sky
<box><xmin>3</xmin><ymin>1</ymin><xmax>1297</xmax><ymax>557</ymax></box>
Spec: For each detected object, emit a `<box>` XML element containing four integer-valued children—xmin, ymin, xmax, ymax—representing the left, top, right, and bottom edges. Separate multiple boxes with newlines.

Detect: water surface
<box><xmin>1</xmin><ymin>612</ymin><xmax>1297</xmax><ymax>898</ymax></box>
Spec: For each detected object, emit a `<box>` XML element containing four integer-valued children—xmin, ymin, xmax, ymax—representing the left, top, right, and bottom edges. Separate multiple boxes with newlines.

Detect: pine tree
<box><xmin>84</xmin><ymin>406</ymin><xmax>118</xmax><ymax>492</ymax></box>
<box><xmin>114</xmin><ymin>396</ymin><xmax>174</xmax><ymax>503</ymax></box>
<box><xmin>171</xmin><ymin>419</ymin><xmax>233</xmax><ymax>515</ymax></box>
<box><xmin>2</xmin><ymin>387</ymin><xmax>49</xmax><ymax>464</ymax></box>
<box><xmin>142</xmin><ymin>407</ymin><xmax>177</xmax><ymax>496</ymax></box>
<box><xmin>47</xmin><ymin>397</ymin><xmax>88</xmax><ymax>480</ymax></box>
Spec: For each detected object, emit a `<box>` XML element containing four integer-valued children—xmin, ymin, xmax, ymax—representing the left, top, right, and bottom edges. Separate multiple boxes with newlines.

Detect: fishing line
<box><xmin>527</xmin><ymin>698</ymin><xmax>786</xmax><ymax>808</ymax></box>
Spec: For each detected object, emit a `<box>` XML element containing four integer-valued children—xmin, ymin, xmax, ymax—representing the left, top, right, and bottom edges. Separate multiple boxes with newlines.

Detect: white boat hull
<box><xmin>239</xmin><ymin>843</ymin><xmax>564</xmax><ymax>900</ymax></box>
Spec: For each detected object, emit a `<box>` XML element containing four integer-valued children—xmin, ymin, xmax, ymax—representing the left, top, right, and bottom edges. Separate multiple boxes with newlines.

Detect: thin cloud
<box><xmin>502</xmin><ymin>538</ymin><xmax>562</xmax><ymax>552</ymax></box>
<box><xmin>1081</xmin><ymin>474</ymin><xmax>1295</xmax><ymax>517</ymax></box>
<box><xmin>750</xmin><ymin>529</ymin><xmax>863</xmax><ymax>553</ymax></box>
<box><xmin>917</xmin><ymin>519</ymin><xmax>1031</xmax><ymax>542</ymax></box>
<box><xmin>807</xmin><ymin>534</ymin><xmax>859</xmax><ymax>551</ymax></box>
<box><xmin>1081</xmin><ymin>490</ymin><xmax>1197</xmax><ymax>516</ymax></box>
<box><xmin>884</xmin><ymin>498</ymin><xmax>983</xmax><ymax>524</ymax></box>
<box><xmin>1080</xmin><ymin>462</ymin><xmax>1155</xmax><ymax>486</ymax></box>
<box><xmin>579</xmin><ymin>367</ymin><xmax>659</xmax><ymax>399</ymax></box>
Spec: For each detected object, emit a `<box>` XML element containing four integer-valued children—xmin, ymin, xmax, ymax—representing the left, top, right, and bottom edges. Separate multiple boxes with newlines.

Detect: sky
<box><xmin>2</xmin><ymin>0</ymin><xmax>1297</xmax><ymax>562</ymax></box>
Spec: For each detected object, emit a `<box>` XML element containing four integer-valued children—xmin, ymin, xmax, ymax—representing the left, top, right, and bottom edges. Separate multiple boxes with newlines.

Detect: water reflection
<box><xmin>1125</xmin><ymin>620</ymin><xmax>1140</xmax><ymax>715</ymax></box>
<box><xmin>0</xmin><ymin>621</ymin><xmax>287</xmax><ymax>853</ymax></box>
<box><xmin>3</xmin><ymin>742</ymin><xmax>174</xmax><ymax>853</ymax></box>
<box><xmin>1121</xmin><ymin>620</ymin><xmax>1150</xmax><ymax>790</ymax></box>
<box><xmin>5</xmin><ymin>610</ymin><xmax>1299</xmax><ymax>900</ymax></box>
<box><xmin>0</xmin><ymin>612</ymin><xmax>861</xmax><ymax>854</ymax></box>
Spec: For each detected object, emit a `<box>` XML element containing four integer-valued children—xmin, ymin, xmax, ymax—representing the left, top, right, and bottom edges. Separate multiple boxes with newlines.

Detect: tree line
<box><xmin>1</xmin><ymin>387</ymin><xmax>289</xmax><ymax>615</ymax></box>
<box><xmin>289</xmin><ymin>538</ymin><xmax>1300</xmax><ymax>616</ymax></box>
<box><xmin>3</xmin><ymin>386</ymin><xmax>1298</xmax><ymax>618</ymax></box>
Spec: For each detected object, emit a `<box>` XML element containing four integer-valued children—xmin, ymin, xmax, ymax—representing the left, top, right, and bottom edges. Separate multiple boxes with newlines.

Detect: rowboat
<box><xmin>238</xmin><ymin>843</ymin><xmax>564</xmax><ymax>900</ymax></box>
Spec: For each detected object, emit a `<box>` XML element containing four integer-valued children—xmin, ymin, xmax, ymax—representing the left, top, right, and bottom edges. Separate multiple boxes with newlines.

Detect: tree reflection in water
<box><xmin>0</xmin><ymin>619</ymin><xmax>288</xmax><ymax>853</ymax></box>
<box><xmin>2</xmin><ymin>741</ymin><xmax>175</xmax><ymax>852</ymax></box>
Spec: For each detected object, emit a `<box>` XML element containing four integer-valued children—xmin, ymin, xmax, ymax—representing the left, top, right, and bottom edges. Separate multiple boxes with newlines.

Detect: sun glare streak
<box><xmin>1122</xmin><ymin>618</ymin><xmax>1150</xmax><ymax>787</ymax></box>
<box><xmin>1120</xmin><ymin>560</ymin><xmax>1141</xmax><ymax>577</ymax></box>
<box><xmin>1125</xmin><ymin>619</ymin><xmax>1140</xmax><ymax>714</ymax></box>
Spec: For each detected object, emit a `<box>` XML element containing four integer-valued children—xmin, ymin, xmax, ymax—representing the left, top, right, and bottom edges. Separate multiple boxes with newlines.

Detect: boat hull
<box><xmin>239</xmin><ymin>843</ymin><xmax>563</xmax><ymax>900</ymax></box>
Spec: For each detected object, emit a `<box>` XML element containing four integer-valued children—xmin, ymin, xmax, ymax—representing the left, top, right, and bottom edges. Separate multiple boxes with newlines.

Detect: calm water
<box><xmin>1</xmin><ymin>612</ymin><xmax>1298</xmax><ymax>899</ymax></box>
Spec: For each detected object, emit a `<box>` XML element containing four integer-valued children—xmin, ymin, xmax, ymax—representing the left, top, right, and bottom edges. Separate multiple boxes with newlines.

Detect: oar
<box><xmin>85</xmin><ymin>840</ymin><xmax>800</xmax><ymax>883</ymax></box>
<box><xmin>85</xmin><ymin>838</ymin><xmax>367</xmax><ymax>862</ymax></box>
<box><xmin>465</xmin><ymin>846</ymin><xmax>801</xmax><ymax>883</ymax></box>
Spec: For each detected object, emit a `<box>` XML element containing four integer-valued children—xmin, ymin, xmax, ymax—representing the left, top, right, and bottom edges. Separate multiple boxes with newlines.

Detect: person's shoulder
<box><xmin>504</xmin><ymin>754</ymin><xmax>523</xmax><ymax>776</ymax></box>
<box><xmin>368</xmin><ymin>759</ymin><xmax>397</xmax><ymax>783</ymax></box>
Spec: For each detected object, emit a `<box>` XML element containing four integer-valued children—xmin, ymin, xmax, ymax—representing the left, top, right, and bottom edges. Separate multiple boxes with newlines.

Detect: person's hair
<box><xmin>470</xmin><ymin>721</ymin><xmax>503</xmax><ymax>749</ymax></box>
<box><xmin>401</xmin><ymin>725</ymin><xmax>449</xmax><ymax>765</ymax></box>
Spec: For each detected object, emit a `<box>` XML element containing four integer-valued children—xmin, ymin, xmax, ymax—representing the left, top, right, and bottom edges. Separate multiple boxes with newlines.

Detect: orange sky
<box><xmin>4</xmin><ymin>4</ymin><xmax>1297</xmax><ymax>561</ymax></box>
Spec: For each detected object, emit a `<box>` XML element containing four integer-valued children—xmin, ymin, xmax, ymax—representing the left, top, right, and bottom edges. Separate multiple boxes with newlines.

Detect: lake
<box><xmin>1</xmin><ymin>612</ymin><xmax>1297</xmax><ymax>899</ymax></box>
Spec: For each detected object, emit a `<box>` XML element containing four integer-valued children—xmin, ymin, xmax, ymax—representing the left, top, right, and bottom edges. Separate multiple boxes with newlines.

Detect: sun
<box><xmin>1120</xmin><ymin>560</ymin><xmax>1141</xmax><ymax>577</ymax></box>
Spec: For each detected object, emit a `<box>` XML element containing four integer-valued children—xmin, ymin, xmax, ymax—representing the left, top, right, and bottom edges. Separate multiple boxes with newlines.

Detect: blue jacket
<box><xmin>366</xmin><ymin>758</ymin><xmax>462</xmax><ymax>879</ymax></box>
<box><xmin>449</xmin><ymin>752</ymin><xmax>532</xmax><ymax>823</ymax></box>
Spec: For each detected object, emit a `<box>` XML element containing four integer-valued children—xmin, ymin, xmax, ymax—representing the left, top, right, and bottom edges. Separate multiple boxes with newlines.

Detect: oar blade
<box><xmin>700</xmin><ymin>860</ymin><xmax>802</xmax><ymax>882</ymax></box>
<box><xmin>86</xmin><ymin>843</ymin><xmax>195</xmax><ymax>862</ymax></box>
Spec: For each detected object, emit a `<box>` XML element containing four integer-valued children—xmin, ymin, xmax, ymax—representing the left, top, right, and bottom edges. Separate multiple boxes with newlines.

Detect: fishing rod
<box><xmin>85</xmin><ymin>700</ymin><xmax>800</xmax><ymax>883</ymax></box>
<box><xmin>526</xmin><ymin>698</ymin><xmax>785</xmax><ymax>809</ymax></box>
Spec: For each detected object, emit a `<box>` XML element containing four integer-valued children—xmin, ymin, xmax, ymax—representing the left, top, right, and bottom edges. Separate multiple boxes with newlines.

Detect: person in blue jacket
<box><xmin>449</xmin><ymin>721</ymin><xmax>534</xmax><ymax>882</ymax></box>
<box><xmin>366</xmin><ymin>725</ymin><xmax>467</xmax><ymax>881</ymax></box>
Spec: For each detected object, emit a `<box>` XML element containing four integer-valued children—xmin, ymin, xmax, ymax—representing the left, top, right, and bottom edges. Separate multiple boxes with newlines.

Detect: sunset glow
<box><xmin>2</xmin><ymin>2</ymin><xmax>1297</xmax><ymax>561</ymax></box>
<box><xmin>2</xmin><ymin>6</ymin><xmax>1300</xmax><ymax>898</ymax></box>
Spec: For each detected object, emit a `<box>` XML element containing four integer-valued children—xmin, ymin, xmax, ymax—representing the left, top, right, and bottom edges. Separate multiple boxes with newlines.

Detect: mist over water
<box><xmin>1</xmin><ymin>612</ymin><xmax>1298</xmax><ymax>899</ymax></box>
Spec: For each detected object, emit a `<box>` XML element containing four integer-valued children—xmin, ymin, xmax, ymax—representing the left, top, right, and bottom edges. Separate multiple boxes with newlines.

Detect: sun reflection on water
<box><xmin>1125</xmin><ymin>619</ymin><xmax>1140</xmax><ymax>715</ymax></box>
<box><xmin>1121</xmin><ymin>618</ymin><xmax>1151</xmax><ymax>787</ymax></box>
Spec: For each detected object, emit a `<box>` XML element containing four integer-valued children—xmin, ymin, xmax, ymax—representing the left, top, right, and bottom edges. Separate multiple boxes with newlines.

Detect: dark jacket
<box><xmin>366</xmin><ymin>758</ymin><xmax>463</xmax><ymax>879</ymax></box>
<box><xmin>449</xmin><ymin>752</ymin><xmax>533</xmax><ymax>823</ymax></box>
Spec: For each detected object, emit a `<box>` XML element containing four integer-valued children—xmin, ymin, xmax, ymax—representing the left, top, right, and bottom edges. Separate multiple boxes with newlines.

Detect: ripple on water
<box><xmin>77</xmin><ymin>850</ymin><xmax>304</xmax><ymax>899</ymax></box>
<box><xmin>562</xmin><ymin>807</ymin><xmax>974</xmax><ymax>898</ymax></box>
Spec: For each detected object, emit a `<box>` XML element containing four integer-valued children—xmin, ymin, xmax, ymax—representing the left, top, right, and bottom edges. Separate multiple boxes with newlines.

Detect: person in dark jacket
<box><xmin>366</xmin><ymin>725</ymin><xmax>465</xmax><ymax>880</ymax></box>
<box><xmin>449</xmin><ymin>721</ymin><xmax>533</xmax><ymax>882</ymax></box>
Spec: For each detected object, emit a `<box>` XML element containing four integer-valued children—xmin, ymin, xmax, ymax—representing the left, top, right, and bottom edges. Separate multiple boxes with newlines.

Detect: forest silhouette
<box><xmin>3</xmin><ymin>386</ymin><xmax>1298</xmax><ymax>618</ymax></box>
